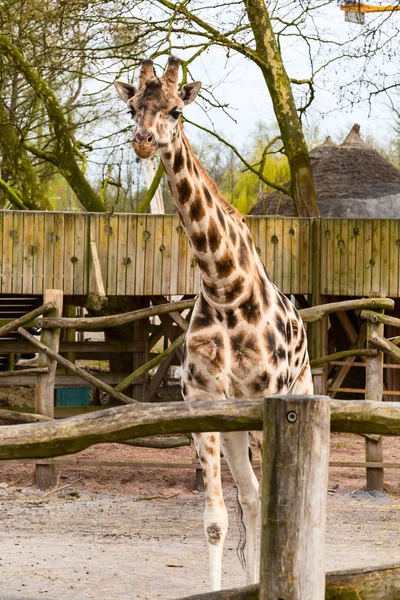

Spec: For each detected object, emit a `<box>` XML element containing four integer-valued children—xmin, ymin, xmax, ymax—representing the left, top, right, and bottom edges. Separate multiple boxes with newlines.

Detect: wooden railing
<box><xmin>1</xmin><ymin>395</ymin><xmax>400</xmax><ymax>598</ymax></box>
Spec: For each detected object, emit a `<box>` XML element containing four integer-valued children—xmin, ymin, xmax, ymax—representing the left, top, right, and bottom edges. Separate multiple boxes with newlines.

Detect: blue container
<box><xmin>55</xmin><ymin>387</ymin><xmax>90</xmax><ymax>407</ymax></box>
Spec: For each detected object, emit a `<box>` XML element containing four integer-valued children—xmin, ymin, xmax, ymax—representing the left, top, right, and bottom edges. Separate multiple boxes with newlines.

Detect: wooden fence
<box><xmin>0</xmin><ymin>292</ymin><xmax>398</xmax><ymax>491</ymax></box>
<box><xmin>4</xmin><ymin>211</ymin><xmax>400</xmax><ymax>298</ymax></box>
<box><xmin>1</xmin><ymin>395</ymin><xmax>400</xmax><ymax>598</ymax></box>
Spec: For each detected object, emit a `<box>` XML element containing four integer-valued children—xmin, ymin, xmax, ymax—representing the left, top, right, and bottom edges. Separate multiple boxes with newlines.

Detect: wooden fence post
<box><xmin>259</xmin><ymin>395</ymin><xmax>330</xmax><ymax>600</ymax></box>
<box><xmin>35</xmin><ymin>289</ymin><xmax>63</xmax><ymax>489</ymax></box>
<box><xmin>365</xmin><ymin>294</ymin><xmax>384</xmax><ymax>491</ymax></box>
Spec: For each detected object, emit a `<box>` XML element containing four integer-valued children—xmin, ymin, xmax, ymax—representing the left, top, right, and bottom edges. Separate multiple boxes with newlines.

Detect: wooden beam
<box><xmin>361</xmin><ymin>309</ymin><xmax>400</xmax><ymax>329</ymax></box>
<box><xmin>310</xmin><ymin>348</ymin><xmax>378</xmax><ymax>368</ymax></box>
<box><xmin>4</xmin><ymin>398</ymin><xmax>400</xmax><ymax>461</ymax></box>
<box><xmin>36</xmin><ymin>298</ymin><xmax>197</xmax><ymax>330</ymax></box>
<box><xmin>301</xmin><ymin>298</ymin><xmax>394</xmax><ymax>324</ymax></box>
<box><xmin>0</xmin><ymin>408</ymin><xmax>51</xmax><ymax>425</ymax></box>
<box><xmin>0</xmin><ymin>367</ymin><xmax>49</xmax><ymax>377</ymax></box>
<box><xmin>260</xmin><ymin>395</ymin><xmax>330</xmax><ymax>599</ymax></box>
<box><xmin>369</xmin><ymin>332</ymin><xmax>400</xmax><ymax>363</ymax></box>
<box><xmin>175</xmin><ymin>563</ymin><xmax>400</xmax><ymax>600</ymax></box>
<box><xmin>88</xmin><ymin>238</ymin><xmax>107</xmax><ymax>310</ymax></box>
<box><xmin>35</xmin><ymin>289</ymin><xmax>63</xmax><ymax>489</ymax></box>
<box><xmin>365</xmin><ymin>296</ymin><xmax>384</xmax><ymax>491</ymax></box>
<box><xmin>18</xmin><ymin>327</ymin><xmax>138</xmax><ymax>405</ymax></box>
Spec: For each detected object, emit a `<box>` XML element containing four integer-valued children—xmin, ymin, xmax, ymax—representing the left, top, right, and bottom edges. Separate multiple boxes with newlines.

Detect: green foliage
<box><xmin>198</xmin><ymin>122</ymin><xmax>291</xmax><ymax>215</ymax></box>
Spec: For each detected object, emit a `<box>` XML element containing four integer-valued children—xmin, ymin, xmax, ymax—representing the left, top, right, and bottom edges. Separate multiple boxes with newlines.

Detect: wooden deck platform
<box><xmin>1</xmin><ymin>211</ymin><xmax>400</xmax><ymax>298</ymax></box>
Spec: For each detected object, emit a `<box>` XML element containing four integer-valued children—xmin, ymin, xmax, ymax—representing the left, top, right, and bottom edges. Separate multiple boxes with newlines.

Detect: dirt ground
<box><xmin>1</xmin><ymin>433</ymin><xmax>400</xmax><ymax>599</ymax></box>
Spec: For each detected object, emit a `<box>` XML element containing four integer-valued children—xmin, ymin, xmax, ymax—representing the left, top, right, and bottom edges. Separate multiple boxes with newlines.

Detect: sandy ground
<box><xmin>1</xmin><ymin>434</ymin><xmax>400</xmax><ymax>599</ymax></box>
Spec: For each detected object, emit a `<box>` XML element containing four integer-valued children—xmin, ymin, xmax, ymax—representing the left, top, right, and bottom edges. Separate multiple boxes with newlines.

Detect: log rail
<box><xmin>1</xmin><ymin>395</ymin><xmax>400</xmax><ymax>598</ymax></box>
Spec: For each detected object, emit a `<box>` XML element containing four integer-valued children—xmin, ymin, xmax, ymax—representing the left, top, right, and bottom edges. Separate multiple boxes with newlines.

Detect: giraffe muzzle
<box><xmin>133</xmin><ymin>130</ymin><xmax>157</xmax><ymax>159</ymax></box>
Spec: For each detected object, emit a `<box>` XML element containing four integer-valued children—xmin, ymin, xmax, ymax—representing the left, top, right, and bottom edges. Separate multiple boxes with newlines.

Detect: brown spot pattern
<box><xmin>203</xmin><ymin>186</ymin><xmax>213</xmax><ymax>207</ymax></box>
<box><xmin>173</xmin><ymin>148</ymin><xmax>184</xmax><ymax>172</ymax></box>
<box><xmin>225</xmin><ymin>276</ymin><xmax>245</xmax><ymax>302</ymax></box>
<box><xmin>176</xmin><ymin>178</ymin><xmax>192</xmax><ymax>204</ymax></box>
<box><xmin>208</xmin><ymin>218</ymin><xmax>222</xmax><ymax>252</ymax></box>
<box><xmin>191</xmin><ymin>231</ymin><xmax>207</xmax><ymax>252</ymax></box>
<box><xmin>239</xmin><ymin>290</ymin><xmax>261</xmax><ymax>324</ymax></box>
<box><xmin>189</xmin><ymin>195</ymin><xmax>206</xmax><ymax>222</ymax></box>
<box><xmin>215</xmin><ymin>249</ymin><xmax>235</xmax><ymax>278</ymax></box>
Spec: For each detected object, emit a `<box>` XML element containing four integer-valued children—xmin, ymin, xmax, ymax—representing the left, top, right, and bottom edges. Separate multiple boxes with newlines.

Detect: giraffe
<box><xmin>115</xmin><ymin>56</ymin><xmax>313</xmax><ymax>591</ymax></box>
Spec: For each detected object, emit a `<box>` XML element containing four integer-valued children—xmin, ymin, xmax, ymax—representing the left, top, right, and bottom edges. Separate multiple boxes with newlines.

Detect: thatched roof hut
<box><xmin>250</xmin><ymin>124</ymin><xmax>400</xmax><ymax>217</ymax></box>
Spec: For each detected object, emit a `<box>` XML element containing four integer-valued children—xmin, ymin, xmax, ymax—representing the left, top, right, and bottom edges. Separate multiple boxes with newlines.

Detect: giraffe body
<box><xmin>115</xmin><ymin>57</ymin><xmax>313</xmax><ymax>591</ymax></box>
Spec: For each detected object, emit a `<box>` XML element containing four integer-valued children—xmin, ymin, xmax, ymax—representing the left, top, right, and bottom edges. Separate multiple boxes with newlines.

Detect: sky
<box><xmin>177</xmin><ymin>2</ymin><xmax>400</xmax><ymax>151</ymax></box>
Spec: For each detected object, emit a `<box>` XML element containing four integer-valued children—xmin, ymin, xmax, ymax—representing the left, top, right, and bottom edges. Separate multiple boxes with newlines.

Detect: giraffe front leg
<box><xmin>221</xmin><ymin>431</ymin><xmax>260</xmax><ymax>585</ymax></box>
<box><xmin>193</xmin><ymin>431</ymin><xmax>228</xmax><ymax>591</ymax></box>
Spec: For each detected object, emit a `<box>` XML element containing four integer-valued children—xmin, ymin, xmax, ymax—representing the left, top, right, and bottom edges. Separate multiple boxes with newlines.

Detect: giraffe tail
<box><xmin>235</xmin><ymin>489</ymin><xmax>247</xmax><ymax>569</ymax></box>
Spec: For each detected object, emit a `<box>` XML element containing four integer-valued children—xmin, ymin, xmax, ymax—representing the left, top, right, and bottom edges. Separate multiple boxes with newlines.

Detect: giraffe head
<box><xmin>114</xmin><ymin>56</ymin><xmax>201</xmax><ymax>159</ymax></box>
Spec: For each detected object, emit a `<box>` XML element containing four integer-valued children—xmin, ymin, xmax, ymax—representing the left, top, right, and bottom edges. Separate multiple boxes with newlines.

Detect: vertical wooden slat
<box><xmin>346</xmin><ymin>219</ymin><xmax>357</xmax><ymax>297</ymax></box>
<box><xmin>33</xmin><ymin>213</ymin><xmax>45</xmax><ymax>294</ymax></box>
<box><xmin>107</xmin><ymin>214</ymin><xmax>119</xmax><ymax>296</ymax></box>
<box><xmin>388</xmin><ymin>220</ymin><xmax>400</xmax><ymax>297</ymax></box>
<box><xmin>3</xmin><ymin>211</ymin><xmax>14</xmax><ymax>293</ymax></box>
<box><xmin>98</xmin><ymin>214</ymin><xmax>110</xmax><ymax>295</ymax></box>
<box><xmin>73</xmin><ymin>213</ymin><xmax>86</xmax><ymax>295</ymax></box>
<box><xmin>63</xmin><ymin>213</ymin><xmax>75</xmax><ymax>295</ymax></box>
<box><xmin>169</xmin><ymin>217</ymin><xmax>181</xmax><ymax>296</ymax></box>
<box><xmin>325</xmin><ymin>220</ymin><xmax>334</xmax><ymax>296</ymax></box>
<box><xmin>257</xmin><ymin>217</ymin><xmax>268</xmax><ymax>271</ymax></box>
<box><xmin>363</xmin><ymin>220</ymin><xmax>373</xmax><ymax>296</ymax></box>
<box><xmin>53</xmin><ymin>213</ymin><xmax>65</xmax><ymax>291</ymax></box>
<box><xmin>292</xmin><ymin>219</ymin><xmax>300</xmax><ymax>295</ymax></box>
<box><xmin>380</xmin><ymin>220</ymin><xmax>390</xmax><ymax>298</ymax></box>
<box><xmin>152</xmin><ymin>215</ymin><xmax>164</xmax><ymax>296</ymax></box>
<box><xmin>125</xmin><ymin>215</ymin><xmax>138</xmax><ymax>296</ymax></box>
<box><xmin>144</xmin><ymin>216</ymin><xmax>156</xmax><ymax>296</ymax></box>
<box><xmin>116</xmin><ymin>214</ymin><xmax>128</xmax><ymax>296</ymax></box>
<box><xmin>370</xmin><ymin>220</ymin><xmax>381</xmax><ymax>295</ymax></box>
<box><xmin>339</xmin><ymin>219</ymin><xmax>349</xmax><ymax>296</ymax></box>
<box><xmin>282</xmin><ymin>219</ymin><xmax>292</xmax><ymax>295</ymax></box>
<box><xmin>42</xmin><ymin>213</ymin><xmax>55</xmax><ymax>291</ymax></box>
<box><xmin>299</xmin><ymin>218</ymin><xmax>310</xmax><ymax>295</ymax></box>
<box><xmin>161</xmin><ymin>215</ymin><xmax>172</xmax><ymax>297</ymax></box>
<box><xmin>23</xmin><ymin>212</ymin><xmax>35</xmax><ymax>295</ymax></box>
<box><xmin>265</xmin><ymin>217</ymin><xmax>275</xmax><ymax>281</ymax></box>
<box><xmin>273</xmin><ymin>218</ymin><xmax>284</xmax><ymax>290</ymax></box>
<box><xmin>177</xmin><ymin>219</ymin><xmax>187</xmax><ymax>294</ymax></box>
<box><xmin>354</xmin><ymin>219</ymin><xmax>364</xmax><ymax>297</ymax></box>
<box><xmin>332</xmin><ymin>219</ymin><xmax>341</xmax><ymax>296</ymax></box>
<box><xmin>12</xmin><ymin>211</ymin><xmax>24</xmax><ymax>294</ymax></box>
<box><xmin>135</xmin><ymin>215</ymin><xmax>146</xmax><ymax>295</ymax></box>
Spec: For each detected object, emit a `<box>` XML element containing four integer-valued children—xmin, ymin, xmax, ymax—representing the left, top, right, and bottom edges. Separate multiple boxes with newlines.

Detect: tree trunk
<box><xmin>0</xmin><ymin>101</ymin><xmax>52</xmax><ymax>209</ymax></box>
<box><xmin>244</xmin><ymin>0</ymin><xmax>319</xmax><ymax>217</ymax></box>
<box><xmin>0</xmin><ymin>33</ymin><xmax>105</xmax><ymax>213</ymax></box>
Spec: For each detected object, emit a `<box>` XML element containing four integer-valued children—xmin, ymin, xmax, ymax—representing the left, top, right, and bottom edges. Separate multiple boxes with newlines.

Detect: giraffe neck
<box><xmin>160</xmin><ymin>126</ymin><xmax>268</xmax><ymax>307</ymax></box>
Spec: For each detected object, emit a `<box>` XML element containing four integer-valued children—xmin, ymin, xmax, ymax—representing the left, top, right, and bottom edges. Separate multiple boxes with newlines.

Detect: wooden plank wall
<box><xmin>320</xmin><ymin>219</ymin><xmax>400</xmax><ymax>297</ymax></box>
<box><xmin>3</xmin><ymin>211</ymin><xmax>400</xmax><ymax>298</ymax></box>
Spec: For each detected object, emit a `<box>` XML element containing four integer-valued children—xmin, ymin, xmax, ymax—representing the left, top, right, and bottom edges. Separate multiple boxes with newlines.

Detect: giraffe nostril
<box><xmin>147</xmin><ymin>134</ymin><xmax>154</xmax><ymax>144</ymax></box>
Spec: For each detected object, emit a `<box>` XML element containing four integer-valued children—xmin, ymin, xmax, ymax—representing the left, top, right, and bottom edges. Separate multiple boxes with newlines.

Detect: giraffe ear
<box><xmin>179</xmin><ymin>81</ymin><xmax>202</xmax><ymax>105</ymax></box>
<box><xmin>114</xmin><ymin>81</ymin><xmax>137</xmax><ymax>103</ymax></box>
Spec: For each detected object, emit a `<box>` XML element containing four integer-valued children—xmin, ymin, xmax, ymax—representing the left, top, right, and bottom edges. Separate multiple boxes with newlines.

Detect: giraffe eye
<box><xmin>170</xmin><ymin>109</ymin><xmax>182</xmax><ymax>120</ymax></box>
<box><xmin>127</xmin><ymin>107</ymin><xmax>136</xmax><ymax>119</ymax></box>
